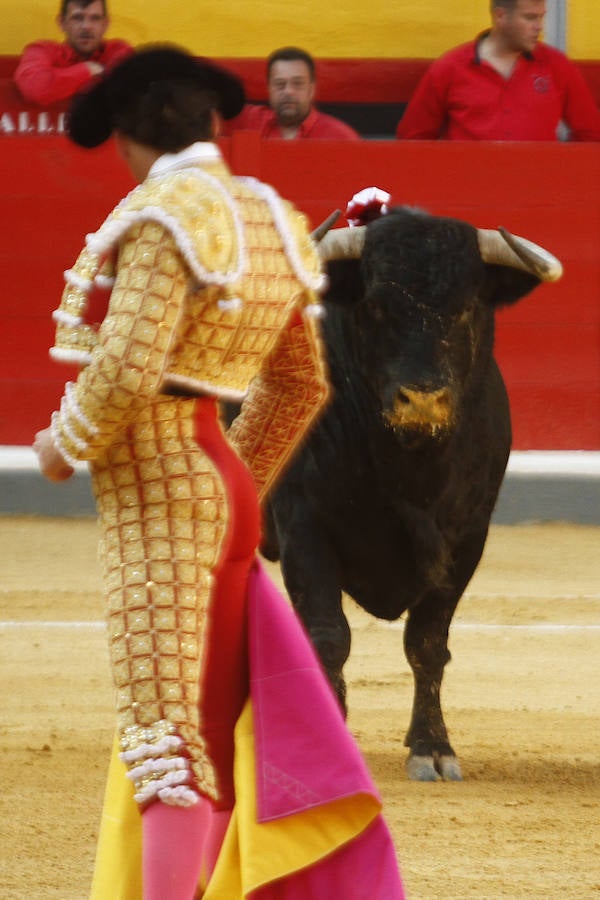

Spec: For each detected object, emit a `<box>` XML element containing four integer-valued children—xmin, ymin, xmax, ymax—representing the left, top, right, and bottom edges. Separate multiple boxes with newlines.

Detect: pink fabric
<box><xmin>142</xmin><ymin>799</ymin><xmax>210</xmax><ymax>899</ymax></box>
<box><xmin>247</xmin><ymin>560</ymin><xmax>405</xmax><ymax>899</ymax></box>
<box><xmin>252</xmin><ymin>816</ymin><xmax>405</xmax><ymax>900</ymax></box>
<box><xmin>204</xmin><ymin>808</ymin><xmax>232</xmax><ymax>875</ymax></box>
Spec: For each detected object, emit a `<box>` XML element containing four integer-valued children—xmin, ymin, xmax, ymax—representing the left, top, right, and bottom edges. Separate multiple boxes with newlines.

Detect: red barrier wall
<box><xmin>1</xmin><ymin>133</ymin><xmax>598</xmax><ymax>449</ymax></box>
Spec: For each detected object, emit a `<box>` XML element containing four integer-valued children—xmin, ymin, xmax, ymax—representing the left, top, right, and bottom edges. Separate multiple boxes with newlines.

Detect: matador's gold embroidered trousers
<box><xmin>92</xmin><ymin>395</ymin><xmax>228</xmax><ymax>805</ymax></box>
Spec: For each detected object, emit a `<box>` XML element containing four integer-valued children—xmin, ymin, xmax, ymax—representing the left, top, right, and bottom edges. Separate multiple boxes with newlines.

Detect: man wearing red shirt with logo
<box><xmin>227</xmin><ymin>46</ymin><xmax>360</xmax><ymax>140</ymax></box>
<box><xmin>15</xmin><ymin>0</ymin><xmax>131</xmax><ymax>107</ymax></box>
<box><xmin>396</xmin><ymin>0</ymin><xmax>600</xmax><ymax>141</ymax></box>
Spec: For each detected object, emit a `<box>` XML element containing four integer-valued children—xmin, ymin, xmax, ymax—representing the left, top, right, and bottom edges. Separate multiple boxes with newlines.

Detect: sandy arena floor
<box><xmin>1</xmin><ymin>516</ymin><xmax>599</xmax><ymax>899</ymax></box>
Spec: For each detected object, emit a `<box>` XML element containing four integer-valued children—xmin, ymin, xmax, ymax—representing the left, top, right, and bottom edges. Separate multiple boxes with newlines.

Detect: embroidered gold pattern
<box><xmin>95</xmin><ymin>396</ymin><xmax>227</xmax><ymax>799</ymax></box>
<box><xmin>49</xmin><ymin>152</ymin><xmax>329</xmax><ymax>803</ymax></box>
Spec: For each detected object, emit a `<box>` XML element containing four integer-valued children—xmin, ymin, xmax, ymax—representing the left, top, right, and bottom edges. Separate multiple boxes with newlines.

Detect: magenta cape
<box><xmin>221</xmin><ymin>558</ymin><xmax>405</xmax><ymax>899</ymax></box>
<box><xmin>90</xmin><ymin>559</ymin><xmax>406</xmax><ymax>899</ymax></box>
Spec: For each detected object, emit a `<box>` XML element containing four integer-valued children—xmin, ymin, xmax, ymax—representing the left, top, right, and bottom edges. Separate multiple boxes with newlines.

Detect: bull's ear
<box><xmin>483</xmin><ymin>266</ymin><xmax>541</xmax><ymax>309</ymax></box>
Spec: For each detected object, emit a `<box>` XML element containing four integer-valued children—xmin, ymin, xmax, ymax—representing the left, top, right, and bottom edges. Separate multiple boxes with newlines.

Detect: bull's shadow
<box><xmin>226</xmin><ymin>206</ymin><xmax>561</xmax><ymax>782</ymax></box>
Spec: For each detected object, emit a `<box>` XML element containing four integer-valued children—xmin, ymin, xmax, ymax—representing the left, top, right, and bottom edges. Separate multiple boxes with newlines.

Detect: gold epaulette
<box><xmin>50</xmin><ymin>161</ymin><xmax>326</xmax><ymax>365</ymax></box>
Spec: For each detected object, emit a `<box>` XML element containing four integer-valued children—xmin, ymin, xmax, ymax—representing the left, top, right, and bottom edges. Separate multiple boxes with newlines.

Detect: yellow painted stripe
<box><xmin>3</xmin><ymin>0</ymin><xmax>598</xmax><ymax>59</ymax></box>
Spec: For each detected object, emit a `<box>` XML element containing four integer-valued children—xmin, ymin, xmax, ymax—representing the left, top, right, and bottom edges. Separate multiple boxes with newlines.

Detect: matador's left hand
<box><xmin>33</xmin><ymin>427</ymin><xmax>75</xmax><ymax>482</ymax></box>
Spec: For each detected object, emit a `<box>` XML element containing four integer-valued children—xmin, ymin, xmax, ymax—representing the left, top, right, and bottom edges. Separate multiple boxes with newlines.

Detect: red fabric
<box><xmin>397</xmin><ymin>34</ymin><xmax>600</xmax><ymax>141</ymax></box>
<box><xmin>224</xmin><ymin>103</ymin><xmax>360</xmax><ymax>140</ymax></box>
<box><xmin>14</xmin><ymin>39</ymin><xmax>132</xmax><ymax>105</ymax></box>
<box><xmin>194</xmin><ymin>397</ymin><xmax>261</xmax><ymax>811</ymax></box>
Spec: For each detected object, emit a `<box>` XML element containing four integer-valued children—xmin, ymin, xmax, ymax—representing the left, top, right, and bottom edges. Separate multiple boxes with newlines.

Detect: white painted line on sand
<box><xmin>381</xmin><ymin>621</ymin><xmax>600</xmax><ymax>632</ymax></box>
<box><xmin>1</xmin><ymin>621</ymin><xmax>600</xmax><ymax>633</ymax></box>
<box><xmin>462</xmin><ymin>593</ymin><xmax>600</xmax><ymax>601</ymax></box>
<box><xmin>0</xmin><ymin>621</ymin><xmax>105</xmax><ymax>628</ymax></box>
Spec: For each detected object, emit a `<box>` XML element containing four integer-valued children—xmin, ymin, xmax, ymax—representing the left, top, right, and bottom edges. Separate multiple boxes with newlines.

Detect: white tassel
<box><xmin>217</xmin><ymin>296</ymin><xmax>243</xmax><ymax>312</ymax></box>
<box><xmin>157</xmin><ymin>785</ymin><xmax>200</xmax><ymax>807</ymax></box>
<box><xmin>94</xmin><ymin>274</ymin><xmax>116</xmax><ymax>289</ymax></box>
<box><xmin>49</xmin><ymin>347</ymin><xmax>92</xmax><ymax>365</ymax></box>
<box><xmin>128</xmin><ymin>755</ymin><xmax>188</xmax><ymax>781</ymax></box>
<box><xmin>59</xmin><ymin>398</ymin><xmax>89</xmax><ymax>452</ymax></box>
<box><xmin>50</xmin><ymin>412</ymin><xmax>80</xmax><ymax>468</ymax></box>
<box><xmin>52</xmin><ymin>309</ymin><xmax>83</xmax><ymax>326</ymax></box>
<box><xmin>120</xmin><ymin>734</ymin><xmax>183</xmax><ymax>765</ymax></box>
<box><xmin>304</xmin><ymin>303</ymin><xmax>326</xmax><ymax>319</ymax></box>
<box><xmin>65</xmin><ymin>382</ymin><xmax>99</xmax><ymax>435</ymax></box>
<box><xmin>64</xmin><ymin>269</ymin><xmax>93</xmax><ymax>291</ymax></box>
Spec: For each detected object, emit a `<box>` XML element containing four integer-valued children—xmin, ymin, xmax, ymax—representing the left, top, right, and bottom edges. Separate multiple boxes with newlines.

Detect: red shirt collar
<box><xmin>265</xmin><ymin>105</ymin><xmax>319</xmax><ymax>137</ymax></box>
<box><xmin>473</xmin><ymin>30</ymin><xmax>536</xmax><ymax>64</ymax></box>
<box><xmin>63</xmin><ymin>41</ymin><xmax>107</xmax><ymax>63</ymax></box>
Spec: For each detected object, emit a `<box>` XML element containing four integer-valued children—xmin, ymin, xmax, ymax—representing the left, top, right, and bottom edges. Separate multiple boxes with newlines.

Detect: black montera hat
<box><xmin>68</xmin><ymin>44</ymin><xmax>246</xmax><ymax>148</ymax></box>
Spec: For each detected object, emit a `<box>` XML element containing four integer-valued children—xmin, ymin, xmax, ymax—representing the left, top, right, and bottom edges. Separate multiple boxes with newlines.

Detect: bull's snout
<box><xmin>385</xmin><ymin>387</ymin><xmax>453</xmax><ymax>432</ymax></box>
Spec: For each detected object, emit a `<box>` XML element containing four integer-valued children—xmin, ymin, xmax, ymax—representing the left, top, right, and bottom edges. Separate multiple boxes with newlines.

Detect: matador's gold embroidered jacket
<box><xmin>50</xmin><ymin>141</ymin><xmax>329</xmax><ymax>501</ymax></box>
<box><xmin>48</xmin><ymin>143</ymin><xmax>330</xmax><ymax>806</ymax></box>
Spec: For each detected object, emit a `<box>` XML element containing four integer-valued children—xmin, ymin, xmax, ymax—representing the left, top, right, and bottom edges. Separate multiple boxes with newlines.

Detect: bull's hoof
<box><xmin>406</xmin><ymin>754</ymin><xmax>440</xmax><ymax>782</ymax></box>
<box><xmin>434</xmin><ymin>753</ymin><xmax>463</xmax><ymax>781</ymax></box>
<box><xmin>406</xmin><ymin>753</ymin><xmax>463</xmax><ymax>781</ymax></box>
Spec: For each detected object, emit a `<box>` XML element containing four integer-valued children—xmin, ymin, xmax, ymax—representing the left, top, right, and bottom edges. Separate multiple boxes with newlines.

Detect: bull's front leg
<box><xmin>403</xmin><ymin>593</ymin><xmax>463</xmax><ymax>781</ymax></box>
<box><xmin>278</xmin><ymin>524</ymin><xmax>351</xmax><ymax>712</ymax></box>
<box><xmin>302</xmin><ymin>608</ymin><xmax>351</xmax><ymax>713</ymax></box>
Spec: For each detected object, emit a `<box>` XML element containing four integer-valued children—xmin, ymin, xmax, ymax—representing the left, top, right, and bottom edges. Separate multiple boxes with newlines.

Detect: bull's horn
<box><xmin>477</xmin><ymin>228</ymin><xmax>563</xmax><ymax>282</ymax></box>
<box><xmin>311</xmin><ymin>209</ymin><xmax>342</xmax><ymax>242</ymax></box>
<box><xmin>317</xmin><ymin>226</ymin><xmax>366</xmax><ymax>262</ymax></box>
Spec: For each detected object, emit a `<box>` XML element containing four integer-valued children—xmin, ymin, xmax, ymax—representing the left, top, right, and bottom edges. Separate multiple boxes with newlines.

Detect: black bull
<box><xmin>228</xmin><ymin>207</ymin><xmax>560</xmax><ymax>782</ymax></box>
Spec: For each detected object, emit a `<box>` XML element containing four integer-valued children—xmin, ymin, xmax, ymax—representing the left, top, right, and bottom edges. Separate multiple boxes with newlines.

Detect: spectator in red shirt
<box><xmin>226</xmin><ymin>47</ymin><xmax>360</xmax><ymax>140</ymax></box>
<box><xmin>396</xmin><ymin>0</ymin><xmax>600</xmax><ymax>142</ymax></box>
<box><xmin>14</xmin><ymin>0</ymin><xmax>132</xmax><ymax>106</ymax></box>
